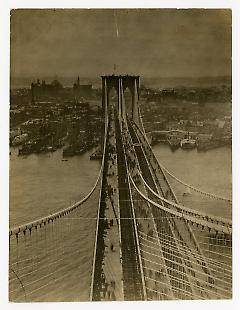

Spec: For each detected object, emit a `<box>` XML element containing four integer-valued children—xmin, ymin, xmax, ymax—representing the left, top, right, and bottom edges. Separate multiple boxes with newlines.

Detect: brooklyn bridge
<box><xmin>9</xmin><ymin>75</ymin><xmax>232</xmax><ymax>302</ymax></box>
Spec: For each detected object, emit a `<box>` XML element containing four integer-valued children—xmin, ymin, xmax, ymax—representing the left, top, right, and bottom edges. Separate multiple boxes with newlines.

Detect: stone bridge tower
<box><xmin>101</xmin><ymin>75</ymin><xmax>141</xmax><ymax>127</ymax></box>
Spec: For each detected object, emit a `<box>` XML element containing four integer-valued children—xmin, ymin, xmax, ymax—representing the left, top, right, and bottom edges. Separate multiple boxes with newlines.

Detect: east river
<box><xmin>9</xmin><ymin>145</ymin><xmax>232</xmax><ymax>301</ymax></box>
<box><xmin>10</xmin><ymin>144</ymin><xmax>232</xmax><ymax>226</ymax></box>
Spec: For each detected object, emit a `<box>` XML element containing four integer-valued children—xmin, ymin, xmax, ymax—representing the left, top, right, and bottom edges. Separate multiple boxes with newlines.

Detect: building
<box><xmin>73</xmin><ymin>77</ymin><xmax>92</xmax><ymax>99</ymax></box>
<box><xmin>31</xmin><ymin>79</ymin><xmax>63</xmax><ymax>102</ymax></box>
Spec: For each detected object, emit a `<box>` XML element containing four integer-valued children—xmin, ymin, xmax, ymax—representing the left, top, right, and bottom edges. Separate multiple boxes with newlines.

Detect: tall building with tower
<box><xmin>31</xmin><ymin>79</ymin><xmax>63</xmax><ymax>102</ymax></box>
<box><xmin>73</xmin><ymin>76</ymin><xmax>93</xmax><ymax>99</ymax></box>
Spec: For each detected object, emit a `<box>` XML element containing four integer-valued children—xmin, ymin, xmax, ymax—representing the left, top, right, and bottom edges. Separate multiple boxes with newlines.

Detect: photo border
<box><xmin>1</xmin><ymin>1</ymin><xmax>239</xmax><ymax>310</ymax></box>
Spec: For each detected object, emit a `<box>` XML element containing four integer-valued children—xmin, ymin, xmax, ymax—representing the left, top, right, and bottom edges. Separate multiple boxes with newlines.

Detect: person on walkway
<box><xmin>105</xmin><ymin>282</ymin><xmax>110</xmax><ymax>300</ymax></box>
<box><xmin>101</xmin><ymin>275</ymin><xmax>108</xmax><ymax>298</ymax></box>
<box><xmin>110</xmin><ymin>243</ymin><xmax>114</xmax><ymax>252</ymax></box>
<box><xmin>110</xmin><ymin>280</ymin><xmax>116</xmax><ymax>300</ymax></box>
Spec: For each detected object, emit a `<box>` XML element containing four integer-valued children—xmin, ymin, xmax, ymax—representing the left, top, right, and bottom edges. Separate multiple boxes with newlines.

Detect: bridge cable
<box><xmin>136</xmin><ymin>109</ymin><xmax>232</xmax><ymax>203</ymax></box>
<box><xmin>9</xmin><ymin>153</ymin><xmax>104</xmax><ymax>237</ymax></box>
<box><xmin>139</xmin><ymin>230</ymin><xmax>232</xmax><ymax>262</ymax></box>
<box><xmin>137</xmin><ymin>169</ymin><xmax>232</xmax><ymax>226</ymax></box>
<box><xmin>130</xmin><ymin>175</ymin><xmax>231</xmax><ymax>235</ymax></box>
<box><xmin>139</xmin><ymin>231</ymin><xmax>232</xmax><ymax>271</ymax></box>
<box><xmin>141</xmin><ymin>257</ymin><xmax>231</xmax><ymax>298</ymax></box>
<box><xmin>139</xmin><ymin>237</ymin><xmax>232</xmax><ymax>279</ymax></box>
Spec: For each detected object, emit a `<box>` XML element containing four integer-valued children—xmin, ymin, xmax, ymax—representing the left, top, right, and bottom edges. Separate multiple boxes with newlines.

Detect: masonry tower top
<box><xmin>101</xmin><ymin>75</ymin><xmax>140</xmax><ymax>126</ymax></box>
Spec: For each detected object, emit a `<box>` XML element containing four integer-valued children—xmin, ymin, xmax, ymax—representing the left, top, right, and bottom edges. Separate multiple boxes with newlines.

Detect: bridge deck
<box><xmin>100</xmin><ymin>110</ymin><xmax>124</xmax><ymax>301</ymax></box>
<box><xmin>114</xmin><ymin>111</ymin><xmax>144</xmax><ymax>301</ymax></box>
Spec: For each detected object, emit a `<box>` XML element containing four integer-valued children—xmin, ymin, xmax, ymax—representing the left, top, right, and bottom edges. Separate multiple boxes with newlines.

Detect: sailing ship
<box><xmin>180</xmin><ymin>132</ymin><xmax>196</xmax><ymax>149</ymax></box>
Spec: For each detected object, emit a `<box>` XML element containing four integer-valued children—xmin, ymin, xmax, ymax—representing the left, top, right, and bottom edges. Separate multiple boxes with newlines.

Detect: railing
<box><xmin>130</xmin><ymin>176</ymin><xmax>231</xmax><ymax>235</ymax></box>
<box><xmin>124</xmin><ymin>116</ymin><xmax>231</xmax><ymax>299</ymax></box>
<box><xmin>89</xmin><ymin>93</ymin><xmax>109</xmax><ymax>301</ymax></box>
<box><xmin>9</xmin><ymin>165</ymin><xmax>103</xmax><ymax>237</ymax></box>
<box><xmin>139</xmin><ymin>172</ymin><xmax>232</xmax><ymax>230</ymax></box>
<box><xmin>122</xmin><ymin>118</ymin><xmax>175</xmax><ymax>299</ymax></box>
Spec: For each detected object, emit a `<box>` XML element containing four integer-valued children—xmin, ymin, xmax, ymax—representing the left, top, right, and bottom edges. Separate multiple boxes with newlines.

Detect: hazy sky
<box><xmin>11</xmin><ymin>9</ymin><xmax>232</xmax><ymax>78</ymax></box>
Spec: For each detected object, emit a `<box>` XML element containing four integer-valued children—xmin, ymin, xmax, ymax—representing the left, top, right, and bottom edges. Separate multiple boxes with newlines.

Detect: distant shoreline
<box><xmin>10</xmin><ymin>75</ymin><xmax>231</xmax><ymax>90</ymax></box>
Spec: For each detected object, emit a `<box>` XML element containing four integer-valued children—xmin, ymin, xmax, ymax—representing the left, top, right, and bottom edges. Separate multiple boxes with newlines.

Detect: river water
<box><xmin>9</xmin><ymin>144</ymin><xmax>232</xmax><ymax>301</ymax></box>
<box><xmin>152</xmin><ymin>145</ymin><xmax>232</xmax><ymax>219</ymax></box>
<box><xmin>9</xmin><ymin>147</ymin><xmax>101</xmax><ymax>227</ymax></box>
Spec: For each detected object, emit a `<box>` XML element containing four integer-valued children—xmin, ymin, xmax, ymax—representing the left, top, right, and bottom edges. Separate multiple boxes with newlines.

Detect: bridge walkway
<box><xmin>114</xmin><ymin>111</ymin><xmax>144</xmax><ymax>301</ymax></box>
<box><xmin>90</xmin><ymin>107</ymin><xmax>124</xmax><ymax>301</ymax></box>
<box><xmin>99</xmin><ymin>107</ymin><xmax>124</xmax><ymax>301</ymax></box>
<box><xmin>121</xmin><ymin>122</ymin><xmax>175</xmax><ymax>300</ymax></box>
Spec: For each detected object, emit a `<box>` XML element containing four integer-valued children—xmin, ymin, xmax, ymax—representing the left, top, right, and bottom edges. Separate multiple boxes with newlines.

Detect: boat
<box><xmin>63</xmin><ymin>148</ymin><xmax>75</xmax><ymax>157</ymax></box>
<box><xmin>146</xmin><ymin>132</ymin><xmax>152</xmax><ymax>145</ymax></box>
<box><xmin>150</xmin><ymin>137</ymin><xmax>158</xmax><ymax>146</ymax></box>
<box><xmin>18</xmin><ymin>148</ymin><xmax>31</xmax><ymax>155</ymax></box>
<box><xmin>183</xmin><ymin>186</ymin><xmax>191</xmax><ymax>196</ymax></box>
<box><xmin>63</xmin><ymin>145</ymin><xmax>87</xmax><ymax>157</ymax></box>
<box><xmin>75</xmin><ymin>148</ymin><xmax>86</xmax><ymax>155</ymax></box>
<box><xmin>90</xmin><ymin>149</ymin><xmax>103</xmax><ymax>160</ymax></box>
<box><xmin>18</xmin><ymin>141</ymin><xmax>40</xmax><ymax>155</ymax></box>
<box><xmin>12</xmin><ymin>133</ymin><xmax>28</xmax><ymax>146</ymax></box>
<box><xmin>180</xmin><ymin>132</ymin><xmax>196</xmax><ymax>149</ymax></box>
<box><xmin>197</xmin><ymin>140</ymin><xmax>220</xmax><ymax>152</ymax></box>
<box><xmin>40</xmin><ymin>146</ymin><xmax>57</xmax><ymax>153</ymax></box>
<box><xmin>168</xmin><ymin>137</ymin><xmax>180</xmax><ymax>151</ymax></box>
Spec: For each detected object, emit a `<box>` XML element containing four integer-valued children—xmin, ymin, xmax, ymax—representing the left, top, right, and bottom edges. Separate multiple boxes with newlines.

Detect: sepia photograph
<box><xmin>8</xmin><ymin>8</ymin><xmax>232</xmax><ymax>302</ymax></box>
